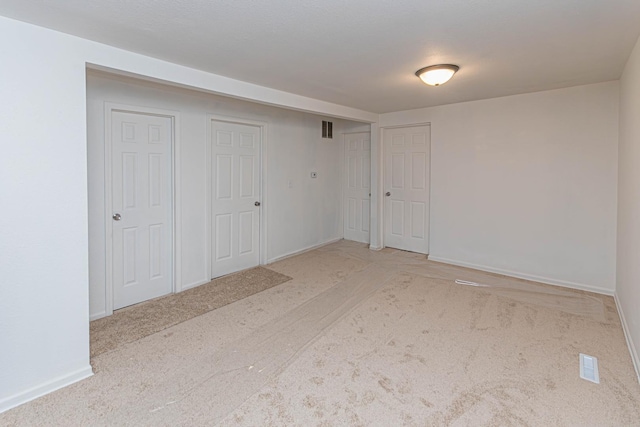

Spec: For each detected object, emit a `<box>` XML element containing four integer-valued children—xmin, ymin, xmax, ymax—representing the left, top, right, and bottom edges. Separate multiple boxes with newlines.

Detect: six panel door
<box><xmin>111</xmin><ymin>111</ymin><xmax>173</xmax><ymax>309</ymax></box>
<box><xmin>383</xmin><ymin>125</ymin><xmax>431</xmax><ymax>254</ymax></box>
<box><xmin>211</xmin><ymin>120</ymin><xmax>261</xmax><ymax>278</ymax></box>
<box><xmin>344</xmin><ymin>132</ymin><xmax>371</xmax><ymax>243</ymax></box>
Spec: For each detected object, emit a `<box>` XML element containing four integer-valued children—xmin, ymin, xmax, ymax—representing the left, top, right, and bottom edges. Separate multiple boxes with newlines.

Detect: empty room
<box><xmin>1</xmin><ymin>1</ymin><xmax>640</xmax><ymax>426</ymax></box>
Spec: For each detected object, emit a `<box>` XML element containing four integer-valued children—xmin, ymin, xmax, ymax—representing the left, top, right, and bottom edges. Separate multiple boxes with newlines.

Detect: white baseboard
<box><xmin>266</xmin><ymin>237</ymin><xmax>343</xmax><ymax>264</ymax></box>
<box><xmin>95</xmin><ymin>239</ymin><xmax>345</xmax><ymax>308</ymax></box>
<box><xmin>427</xmin><ymin>255</ymin><xmax>614</xmax><ymax>296</ymax></box>
<box><xmin>181</xmin><ymin>278</ymin><xmax>210</xmax><ymax>291</ymax></box>
<box><xmin>614</xmin><ymin>293</ymin><xmax>640</xmax><ymax>384</ymax></box>
<box><xmin>0</xmin><ymin>365</ymin><xmax>93</xmax><ymax>414</ymax></box>
<box><xmin>89</xmin><ymin>311</ymin><xmax>106</xmax><ymax>321</ymax></box>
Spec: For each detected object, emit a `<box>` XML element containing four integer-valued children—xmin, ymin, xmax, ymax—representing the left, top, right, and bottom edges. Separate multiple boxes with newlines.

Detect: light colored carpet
<box><xmin>2</xmin><ymin>240</ymin><xmax>639</xmax><ymax>426</ymax></box>
<box><xmin>90</xmin><ymin>266</ymin><xmax>292</xmax><ymax>357</ymax></box>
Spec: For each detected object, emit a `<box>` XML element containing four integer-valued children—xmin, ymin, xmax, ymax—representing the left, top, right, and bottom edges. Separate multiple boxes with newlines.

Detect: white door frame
<box><xmin>378</xmin><ymin>122</ymin><xmax>432</xmax><ymax>251</ymax></box>
<box><xmin>206</xmin><ymin>114</ymin><xmax>268</xmax><ymax>281</ymax></box>
<box><xmin>104</xmin><ymin>102</ymin><xmax>182</xmax><ymax>316</ymax></box>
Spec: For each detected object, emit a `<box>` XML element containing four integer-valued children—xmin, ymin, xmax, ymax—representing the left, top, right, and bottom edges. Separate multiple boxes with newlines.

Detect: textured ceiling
<box><xmin>2</xmin><ymin>0</ymin><xmax>640</xmax><ymax>113</ymax></box>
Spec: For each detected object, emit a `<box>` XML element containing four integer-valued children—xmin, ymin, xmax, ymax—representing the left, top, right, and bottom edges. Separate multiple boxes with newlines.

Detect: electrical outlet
<box><xmin>311</xmin><ymin>172</ymin><xmax>317</xmax><ymax>178</ymax></box>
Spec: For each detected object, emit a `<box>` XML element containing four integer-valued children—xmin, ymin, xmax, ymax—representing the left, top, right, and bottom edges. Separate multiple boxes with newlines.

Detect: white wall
<box><xmin>87</xmin><ymin>72</ymin><xmax>367</xmax><ymax>319</ymax></box>
<box><xmin>379</xmin><ymin>82</ymin><xmax>619</xmax><ymax>293</ymax></box>
<box><xmin>0</xmin><ymin>16</ymin><xmax>374</xmax><ymax>412</ymax></box>
<box><xmin>616</xmin><ymin>35</ymin><xmax>640</xmax><ymax>380</ymax></box>
<box><xmin>0</xmin><ymin>17</ymin><xmax>94</xmax><ymax>412</ymax></box>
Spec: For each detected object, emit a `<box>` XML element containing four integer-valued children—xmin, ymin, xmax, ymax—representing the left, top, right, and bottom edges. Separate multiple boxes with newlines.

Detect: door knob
<box><xmin>255</xmin><ymin>201</ymin><xmax>261</xmax><ymax>206</ymax></box>
<box><xmin>385</xmin><ymin>192</ymin><xmax>391</xmax><ymax>197</ymax></box>
<box><xmin>112</xmin><ymin>213</ymin><xmax>121</xmax><ymax>221</ymax></box>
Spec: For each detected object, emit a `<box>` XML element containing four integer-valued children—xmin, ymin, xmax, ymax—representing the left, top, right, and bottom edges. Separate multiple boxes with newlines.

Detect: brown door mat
<box><xmin>90</xmin><ymin>266</ymin><xmax>292</xmax><ymax>358</ymax></box>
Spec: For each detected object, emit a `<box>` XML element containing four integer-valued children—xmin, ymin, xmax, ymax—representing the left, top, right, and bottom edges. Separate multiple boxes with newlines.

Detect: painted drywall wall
<box><xmin>379</xmin><ymin>82</ymin><xmax>619</xmax><ymax>293</ymax></box>
<box><xmin>87</xmin><ymin>72</ymin><xmax>368</xmax><ymax>318</ymax></box>
<box><xmin>616</xmin><ymin>34</ymin><xmax>640</xmax><ymax>379</ymax></box>
<box><xmin>0</xmin><ymin>15</ymin><xmax>374</xmax><ymax>412</ymax></box>
<box><xmin>0</xmin><ymin>17</ymin><xmax>94</xmax><ymax>412</ymax></box>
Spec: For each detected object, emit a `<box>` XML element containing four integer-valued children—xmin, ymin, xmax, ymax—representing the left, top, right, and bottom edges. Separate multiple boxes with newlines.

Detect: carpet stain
<box><xmin>378</xmin><ymin>376</ymin><xmax>393</xmax><ymax>393</ymax></box>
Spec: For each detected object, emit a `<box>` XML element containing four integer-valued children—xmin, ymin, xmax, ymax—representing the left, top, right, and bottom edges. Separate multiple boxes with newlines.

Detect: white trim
<box><xmin>0</xmin><ymin>366</ymin><xmax>93</xmax><ymax>414</ymax></box>
<box><xmin>261</xmin><ymin>122</ymin><xmax>269</xmax><ymax>266</ymax></box>
<box><xmin>181</xmin><ymin>278</ymin><xmax>211</xmax><ymax>292</ymax></box>
<box><xmin>614</xmin><ymin>292</ymin><xmax>640</xmax><ymax>384</ymax></box>
<box><xmin>266</xmin><ymin>237</ymin><xmax>343</xmax><ymax>264</ymax></box>
<box><xmin>103</xmin><ymin>102</ymin><xmax>181</xmax><ymax>316</ymax></box>
<box><xmin>340</xmin><ymin>133</ymin><xmax>346</xmax><ymax>240</ymax></box>
<box><xmin>206</xmin><ymin>114</ymin><xmax>269</xmax><ymax>280</ymax></box>
<box><xmin>428</xmin><ymin>255</ymin><xmax>615</xmax><ymax>295</ymax></box>
<box><xmin>89</xmin><ymin>311</ymin><xmax>106</xmax><ymax>321</ymax></box>
<box><xmin>104</xmin><ymin>103</ymin><xmax>113</xmax><ymax>315</ymax></box>
<box><xmin>374</xmin><ymin>124</ymin><xmax>384</xmax><ymax>248</ymax></box>
<box><xmin>85</xmin><ymin>63</ymin><xmax>378</xmax><ymax>124</ymax></box>
<box><xmin>173</xmin><ymin>112</ymin><xmax>183</xmax><ymax>294</ymax></box>
<box><xmin>369</xmin><ymin>123</ymin><xmax>381</xmax><ymax>248</ymax></box>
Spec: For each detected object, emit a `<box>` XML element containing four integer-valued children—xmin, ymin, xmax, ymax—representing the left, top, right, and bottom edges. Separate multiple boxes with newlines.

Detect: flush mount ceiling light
<box><xmin>415</xmin><ymin>64</ymin><xmax>459</xmax><ymax>86</ymax></box>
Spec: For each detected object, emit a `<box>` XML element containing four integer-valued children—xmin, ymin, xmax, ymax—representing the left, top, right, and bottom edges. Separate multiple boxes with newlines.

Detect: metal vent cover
<box><xmin>322</xmin><ymin>121</ymin><xmax>333</xmax><ymax>139</ymax></box>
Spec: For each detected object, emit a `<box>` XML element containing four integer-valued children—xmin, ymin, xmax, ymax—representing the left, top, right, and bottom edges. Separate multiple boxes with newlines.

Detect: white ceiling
<box><xmin>2</xmin><ymin>0</ymin><xmax>640</xmax><ymax>113</ymax></box>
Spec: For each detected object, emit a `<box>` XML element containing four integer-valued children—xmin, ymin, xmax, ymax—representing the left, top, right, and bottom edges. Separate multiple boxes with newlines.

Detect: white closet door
<box><xmin>383</xmin><ymin>125</ymin><xmax>430</xmax><ymax>254</ymax></box>
<box><xmin>111</xmin><ymin>111</ymin><xmax>173</xmax><ymax>309</ymax></box>
<box><xmin>344</xmin><ymin>132</ymin><xmax>371</xmax><ymax>243</ymax></box>
<box><xmin>211</xmin><ymin>120</ymin><xmax>261</xmax><ymax>278</ymax></box>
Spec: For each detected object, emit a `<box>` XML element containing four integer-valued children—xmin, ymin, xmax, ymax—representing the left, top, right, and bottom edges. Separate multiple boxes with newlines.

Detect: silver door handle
<box><xmin>385</xmin><ymin>192</ymin><xmax>391</xmax><ymax>197</ymax></box>
<box><xmin>255</xmin><ymin>201</ymin><xmax>261</xmax><ymax>207</ymax></box>
<box><xmin>112</xmin><ymin>213</ymin><xmax>121</xmax><ymax>221</ymax></box>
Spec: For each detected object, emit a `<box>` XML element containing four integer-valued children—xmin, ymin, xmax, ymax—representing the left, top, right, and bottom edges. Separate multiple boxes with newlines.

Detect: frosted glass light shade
<box><xmin>416</xmin><ymin>64</ymin><xmax>459</xmax><ymax>86</ymax></box>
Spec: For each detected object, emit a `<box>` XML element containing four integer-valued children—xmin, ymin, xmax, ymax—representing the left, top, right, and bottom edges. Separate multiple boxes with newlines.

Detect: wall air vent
<box><xmin>322</xmin><ymin>121</ymin><xmax>333</xmax><ymax>139</ymax></box>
